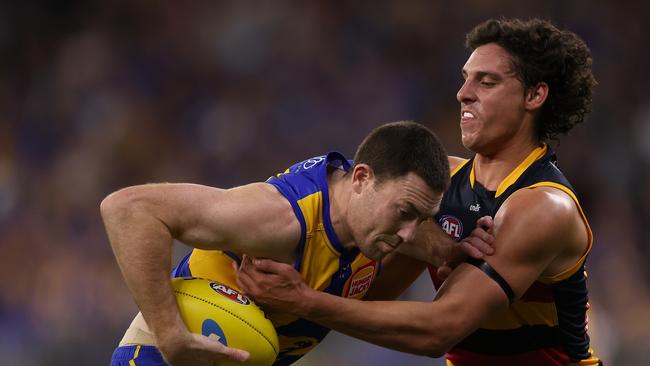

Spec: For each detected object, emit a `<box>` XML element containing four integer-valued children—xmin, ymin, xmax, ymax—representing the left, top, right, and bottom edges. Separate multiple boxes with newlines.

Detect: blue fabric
<box><xmin>110</xmin><ymin>345</ymin><xmax>167</xmax><ymax>366</ymax></box>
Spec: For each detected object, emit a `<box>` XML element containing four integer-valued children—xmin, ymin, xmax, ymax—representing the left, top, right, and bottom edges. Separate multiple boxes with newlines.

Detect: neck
<box><xmin>473</xmin><ymin>136</ymin><xmax>541</xmax><ymax>191</ymax></box>
<box><xmin>327</xmin><ymin>169</ymin><xmax>356</xmax><ymax>250</ymax></box>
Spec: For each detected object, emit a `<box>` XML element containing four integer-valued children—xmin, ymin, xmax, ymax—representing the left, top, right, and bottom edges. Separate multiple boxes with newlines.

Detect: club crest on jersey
<box><xmin>439</xmin><ymin>215</ymin><xmax>463</xmax><ymax>241</ymax></box>
<box><xmin>209</xmin><ymin>282</ymin><xmax>251</xmax><ymax>305</ymax></box>
<box><xmin>302</xmin><ymin>156</ymin><xmax>325</xmax><ymax>170</ymax></box>
<box><xmin>343</xmin><ymin>262</ymin><xmax>376</xmax><ymax>299</ymax></box>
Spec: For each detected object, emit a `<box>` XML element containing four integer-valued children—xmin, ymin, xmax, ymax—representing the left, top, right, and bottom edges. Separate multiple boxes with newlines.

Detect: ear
<box><xmin>351</xmin><ymin>164</ymin><xmax>375</xmax><ymax>193</ymax></box>
<box><xmin>524</xmin><ymin>82</ymin><xmax>549</xmax><ymax>112</ymax></box>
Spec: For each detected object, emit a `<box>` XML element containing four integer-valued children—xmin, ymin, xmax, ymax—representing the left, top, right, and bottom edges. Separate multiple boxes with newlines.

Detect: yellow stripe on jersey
<box><xmin>568</xmin><ymin>349</ymin><xmax>601</xmax><ymax>365</ymax></box>
<box><xmin>451</xmin><ymin>159</ymin><xmax>470</xmax><ymax>178</ymax></box>
<box><xmin>468</xmin><ymin>144</ymin><xmax>548</xmax><ymax>196</ymax></box>
<box><xmin>295</xmin><ymin>191</ymin><xmax>340</xmax><ymax>292</ymax></box>
<box><xmin>526</xmin><ymin>181</ymin><xmax>594</xmax><ymax>283</ymax></box>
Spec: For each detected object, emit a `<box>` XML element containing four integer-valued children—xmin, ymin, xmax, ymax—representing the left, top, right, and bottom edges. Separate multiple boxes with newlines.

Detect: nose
<box><xmin>456</xmin><ymin>79</ymin><xmax>476</xmax><ymax>104</ymax></box>
<box><xmin>397</xmin><ymin>220</ymin><xmax>419</xmax><ymax>244</ymax></box>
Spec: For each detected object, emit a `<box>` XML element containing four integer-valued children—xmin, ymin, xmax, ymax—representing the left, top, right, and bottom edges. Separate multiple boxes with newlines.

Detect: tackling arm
<box><xmin>237</xmin><ymin>187</ymin><xmax>585</xmax><ymax>357</ymax></box>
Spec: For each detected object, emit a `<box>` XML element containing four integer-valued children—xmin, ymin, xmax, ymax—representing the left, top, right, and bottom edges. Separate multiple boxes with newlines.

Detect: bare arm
<box><xmin>100</xmin><ymin>183</ymin><xmax>299</xmax><ymax>364</ymax></box>
<box><xmin>397</xmin><ymin>216</ymin><xmax>494</xmax><ymax>267</ymax></box>
<box><xmin>237</xmin><ymin>187</ymin><xmax>587</xmax><ymax>357</ymax></box>
<box><xmin>363</xmin><ymin>252</ymin><xmax>429</xmax><ymax>300</ymax></box>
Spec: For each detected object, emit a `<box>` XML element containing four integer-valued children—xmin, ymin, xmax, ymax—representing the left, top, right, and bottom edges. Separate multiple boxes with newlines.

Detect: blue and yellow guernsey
<box><xmin>173</xmin><ymin>152</ymin><xmax>379</xmax><ymax>366</ymax></box>
<box><xmin>431</xmin><ymin>145</ymin><xmax>601</xmax><ymax>366</ymax></box>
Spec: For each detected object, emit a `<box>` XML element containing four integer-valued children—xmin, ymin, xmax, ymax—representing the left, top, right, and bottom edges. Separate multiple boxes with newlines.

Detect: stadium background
<box><xmin>1</xmin><ymin>1</ymin><xmax>649</xmax><ymax>365</ymax></box>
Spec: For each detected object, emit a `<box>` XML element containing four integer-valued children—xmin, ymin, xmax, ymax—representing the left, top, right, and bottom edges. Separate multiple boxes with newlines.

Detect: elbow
<box><xmin>420</xmin><ymin>335</ymin><xmax>455</xmax><ymax>359</ymax></box>
<box><xmin>100</xmin><ymin>188</ymin><xmax>131</xmax><ymax>219</ymax></box>
<box><xmin>100</xmin><ymin>186</ymin><xmax>149</xmax><ymax>223</ymax></box>
<box><xmin>410</xmin><ymin>321</ymin><xmax>462</xmax><ymax>358</ymax></box>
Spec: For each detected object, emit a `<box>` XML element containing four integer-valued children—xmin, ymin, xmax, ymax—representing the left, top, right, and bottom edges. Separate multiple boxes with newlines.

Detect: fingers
<box><xmin>236</xmin><ymin>256</ymin><xmax>259</xmax><ymax>296</ymax></box>
<box><xmin>249</xmin><ymin>257</ymin><xmax>293</xmax><ymax>274</ymax></box>
<box><xmin>194</xmin><ymin>333</ymin><xmax>251</xmax><ymax>363</ymax></box>
<box><xmin>470</xmin><ymin>224</ymin><xmax>495</xmax><ymax>245</ymax></box>
<box><xmin>465</xmin><ymin>232</ymin><xmax>495</xmax><ymax>256</ymax></box>
<box><xmin>235</xmin><ymin>263</ymin><xmax>258</xmax><ymax>297</ymax></box>
<box><xmin>436</xmin><ymin>264</ymin><xmax>452</xmax><ymax>280</ymax></box>
<box><xmin>458</xmin><ymin>240</ymin><xmax>483</xmax><ymax>259</ymax></box>
<box><xmin>215</xmin><ymin>344</ymin><xmax>250</xmax><ymax>363</ymax></box>
<box><xmin>476</xmin><ymin>215</ymin><xmax>494</xmax><ymax>230</ymax></box>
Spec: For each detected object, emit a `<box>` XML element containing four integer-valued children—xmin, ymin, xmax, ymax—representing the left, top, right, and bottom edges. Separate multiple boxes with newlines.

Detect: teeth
<box><xmin>463</xmin><ymin>111</ymin><xmax>474</xmax><ymax>118</ymax></box>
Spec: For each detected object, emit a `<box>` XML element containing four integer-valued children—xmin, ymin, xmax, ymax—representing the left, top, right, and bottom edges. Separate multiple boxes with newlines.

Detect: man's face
<box><xmin>456</xmin><ymin>43</ymin><xmax>529</xmax><ymax>154</ymax></box>
<box><xmin>348</xmin><ymin>171</ymin><xmax>441</xmax><ymax>260</ymax></box>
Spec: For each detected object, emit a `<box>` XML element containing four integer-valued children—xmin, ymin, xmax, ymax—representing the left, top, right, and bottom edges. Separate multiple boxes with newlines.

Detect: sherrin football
<box><xmin>172</xmin><ymin>277</ymin><xmax>279</xmax><ymax>366</ymax></box>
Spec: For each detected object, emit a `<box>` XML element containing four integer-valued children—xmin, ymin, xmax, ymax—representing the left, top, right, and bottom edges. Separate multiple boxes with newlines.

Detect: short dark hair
<box><xmin>466</xmin><ymin>18</ymin><xmax>597</xmax><ymax>141</ymax></box>
<box><xmin>353</xmin><ymin>121</ymin><xmax>449</xmax><ymax>193</ymax></box>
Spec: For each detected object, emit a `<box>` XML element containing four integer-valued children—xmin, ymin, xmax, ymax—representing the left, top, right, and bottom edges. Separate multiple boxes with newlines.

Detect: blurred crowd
<box><xmin>1</xmin><ymin>1</ymin><xmax>648</xmax><ymax>365</ymax></box>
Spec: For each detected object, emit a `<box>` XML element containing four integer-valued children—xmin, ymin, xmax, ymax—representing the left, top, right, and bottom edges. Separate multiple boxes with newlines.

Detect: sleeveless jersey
<box><xmin>432</xmin><ymin>145</ymin><xmax>602</xmax><ymax>366</ymax></box>
<box><xmin>174</xmin><ymin>152</ymin><xmax>379</xmax><ymax>366</ymax></box>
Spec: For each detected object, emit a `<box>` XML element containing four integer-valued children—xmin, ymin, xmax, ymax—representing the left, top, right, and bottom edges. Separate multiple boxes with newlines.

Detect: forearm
<box><xmin>100</xmin><ymin>189</ymin><xmax>186</xmax><ymax>343</ymax></box>
<box><xmin>299</xmin><ymin>289</ymin><xmax>454</xmax><ymax>357</ymax></box>
<box><xmin>364</xmin><ymin>253</ymin><xmax>427</xmax><ymax>300</ymax></box>
<box><xmin>398</xmin><ymin>221</ymin><xmax>452</xmax><ymax>267</ymax></box>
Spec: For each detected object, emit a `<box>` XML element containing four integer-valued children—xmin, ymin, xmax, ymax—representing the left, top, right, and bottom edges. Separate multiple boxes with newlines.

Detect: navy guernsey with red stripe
<box><xmin>431</xmin><ymin>145</ymin><xmax>601</xmax><ymax>366</ymax></box>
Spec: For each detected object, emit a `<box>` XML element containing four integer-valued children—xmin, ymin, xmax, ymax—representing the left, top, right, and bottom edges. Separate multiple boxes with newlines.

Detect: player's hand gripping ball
<box><xmin>172</xmin><ymin>277</ymin><xmax>279</xmax><ymax>366</ymax></box>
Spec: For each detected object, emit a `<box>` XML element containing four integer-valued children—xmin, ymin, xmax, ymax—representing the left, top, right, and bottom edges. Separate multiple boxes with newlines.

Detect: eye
<box><xmin>480</xmin><ymin>81</ymin><xmax>496</xmax><ymax>87</ymax></box>
<box><xmin>398</xmin><ymin>208</ymin><xmax>417</xmax><ymax>221</ymax></box>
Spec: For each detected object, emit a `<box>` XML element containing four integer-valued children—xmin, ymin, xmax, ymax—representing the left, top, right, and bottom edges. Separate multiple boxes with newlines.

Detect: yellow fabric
<box><xmin>450</xmin><ymin>158</ymin><xmax>470</xmax><ymax>178</ymax></box>
<box><xmin>128</xmin><ymin>345</ymin><xmax>141</xmax><ymax>366</ymax></box>
<box><xmin>469</xmin><ymin>144</ymin><xmax>548</xmax><ymax>196</ymax></box>
<box><xmin>186</xmin><ymin>181</ymin><xmax>377</xmax><ymax>359</ymax></box>
<box><xmin>525</xmin><ymin>181</ymin><xmax>594</xmax><ymax>283</ymax></box>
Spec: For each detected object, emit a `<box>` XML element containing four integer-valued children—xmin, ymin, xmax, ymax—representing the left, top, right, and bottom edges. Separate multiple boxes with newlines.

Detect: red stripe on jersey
<box><xmin>520</xmin><ymin>281</ymin><xmax>554</xmax><ymax>302</ymax></box>
<box><xmin>447</xmin><ymin>347</ymin><xmax>571</xmax><ymax>366</ymax></box>
<box><xmin>428</xmin><ymin>266</ymin><xmax>444</xmax><ymax>289</ymax></box>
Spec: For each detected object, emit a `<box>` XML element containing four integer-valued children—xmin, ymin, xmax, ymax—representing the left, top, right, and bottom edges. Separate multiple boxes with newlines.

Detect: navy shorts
<box><xmin>110</xmin><ymin>345</ymin><xmax>167</xmax><ymax>366</ymax></box>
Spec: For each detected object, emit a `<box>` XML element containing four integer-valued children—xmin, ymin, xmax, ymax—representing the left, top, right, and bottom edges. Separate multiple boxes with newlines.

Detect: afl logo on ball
<box><xmin>439</xmin><ymin>215</ymin><xmax>463</xmax><ymax>241</ymax></box>
<box><xmin>209</xmin><ymin>282</ymin><xmax>251</xmax><ymax>305</ymax></box>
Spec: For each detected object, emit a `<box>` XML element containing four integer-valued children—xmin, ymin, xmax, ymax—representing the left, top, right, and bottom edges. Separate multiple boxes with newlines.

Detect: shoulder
<box><xmin>494</xmin><ymin>186</ymin><xmax>587</xmax><ymax>275</ymax></box>
<box><xmin>223</xmin><ymin>183</ymin><xmax>302</xmax><ymax>262</ymax></box>
<box><xmin>497</xmin><ymin>187</ymin><xmax>578</xmax><ymax>242</ymax></box>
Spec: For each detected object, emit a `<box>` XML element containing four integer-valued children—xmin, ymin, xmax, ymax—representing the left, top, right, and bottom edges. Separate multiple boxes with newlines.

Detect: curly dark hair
<box><xmin>466</xmin><ymin>18</ymin><xmax>597</xmax><ymax>142</ymax></box>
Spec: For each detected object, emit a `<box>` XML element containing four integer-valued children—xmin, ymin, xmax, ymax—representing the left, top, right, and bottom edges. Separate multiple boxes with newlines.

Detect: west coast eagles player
<box><xmin>101</xmin><ymin>121</ymin><xmax>494</xmax><ymax>366</ymax></box>
<box><xmin>238</xmin><ymin>18</ymin><xmax>602</xmax><ymax>366</ymax></box>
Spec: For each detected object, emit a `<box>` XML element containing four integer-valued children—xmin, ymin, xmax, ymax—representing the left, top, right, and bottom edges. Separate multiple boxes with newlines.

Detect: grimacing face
<box><xmin>456</xmin><ymin>43</ymin><xmax>529</xmax><ymax>155</ymax></box>
<box><xmin>349</xmin><ymin>172</ymin><xmax>441</xmax><ymax>260</ymax></box>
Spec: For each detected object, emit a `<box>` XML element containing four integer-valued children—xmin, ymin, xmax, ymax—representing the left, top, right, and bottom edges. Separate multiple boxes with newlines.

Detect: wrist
<box><xmin>148</xmin><ymin>313</ymin><xmax>189</xmax><ymax>347</ymax></box>
<box><xmin>296</xmin><ymin>286</ymin><xmax>321</xmax><ymax>318</ymax></box>
<box><xmin>155</xmin><ymin>325</ymin><xmax>191</xmax><ymax>357</ymax></box>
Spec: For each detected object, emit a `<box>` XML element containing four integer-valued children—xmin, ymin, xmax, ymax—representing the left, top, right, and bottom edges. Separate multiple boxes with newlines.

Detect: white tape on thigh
<box><xmin>119</xmin><ymin>312</ymin><xmax>156</xmax><ymax>346</ymax></box>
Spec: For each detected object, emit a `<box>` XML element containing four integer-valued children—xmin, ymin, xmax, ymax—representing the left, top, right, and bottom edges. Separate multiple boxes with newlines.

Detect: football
<box><xmin>172</xmin><ymin>277</ymin><xmax>279</xmax><ymax>366</ymax></box>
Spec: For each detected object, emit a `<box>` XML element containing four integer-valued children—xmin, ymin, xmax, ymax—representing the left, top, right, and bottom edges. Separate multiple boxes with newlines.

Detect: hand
<box><xmin>437</xmin><ymin>216</ymin><xmax>495</xmax><ymax>280</ymax></box>
<box><xmin>158</xmin><ymin>328</ymin><xmax>250</xmax><ymax>366</ymax></box>
<box><xmin>235</xmin><ymin>255</ymin><xmax>310</xmax><ymax>314</ymax></box>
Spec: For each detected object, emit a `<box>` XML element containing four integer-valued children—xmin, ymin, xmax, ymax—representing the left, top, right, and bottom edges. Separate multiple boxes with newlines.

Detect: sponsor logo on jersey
<box><xmin>469</xmin><ymin>203</ymin><xmax>481</xmax><ymax>212</ymax></box>
<box><xmin>209</xmin><ymin>282</ymin><xmax>251</xmax><ymax>305</ymax></box>
<box><xmin>344</xmin><ymin>262</ymin><xmax>376</xmax><ymax>299</ymax></box>
<box><xmin>439</xmin><ymin>215</ymin><xmax>463</xmax><ymax>241</ymax></box>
